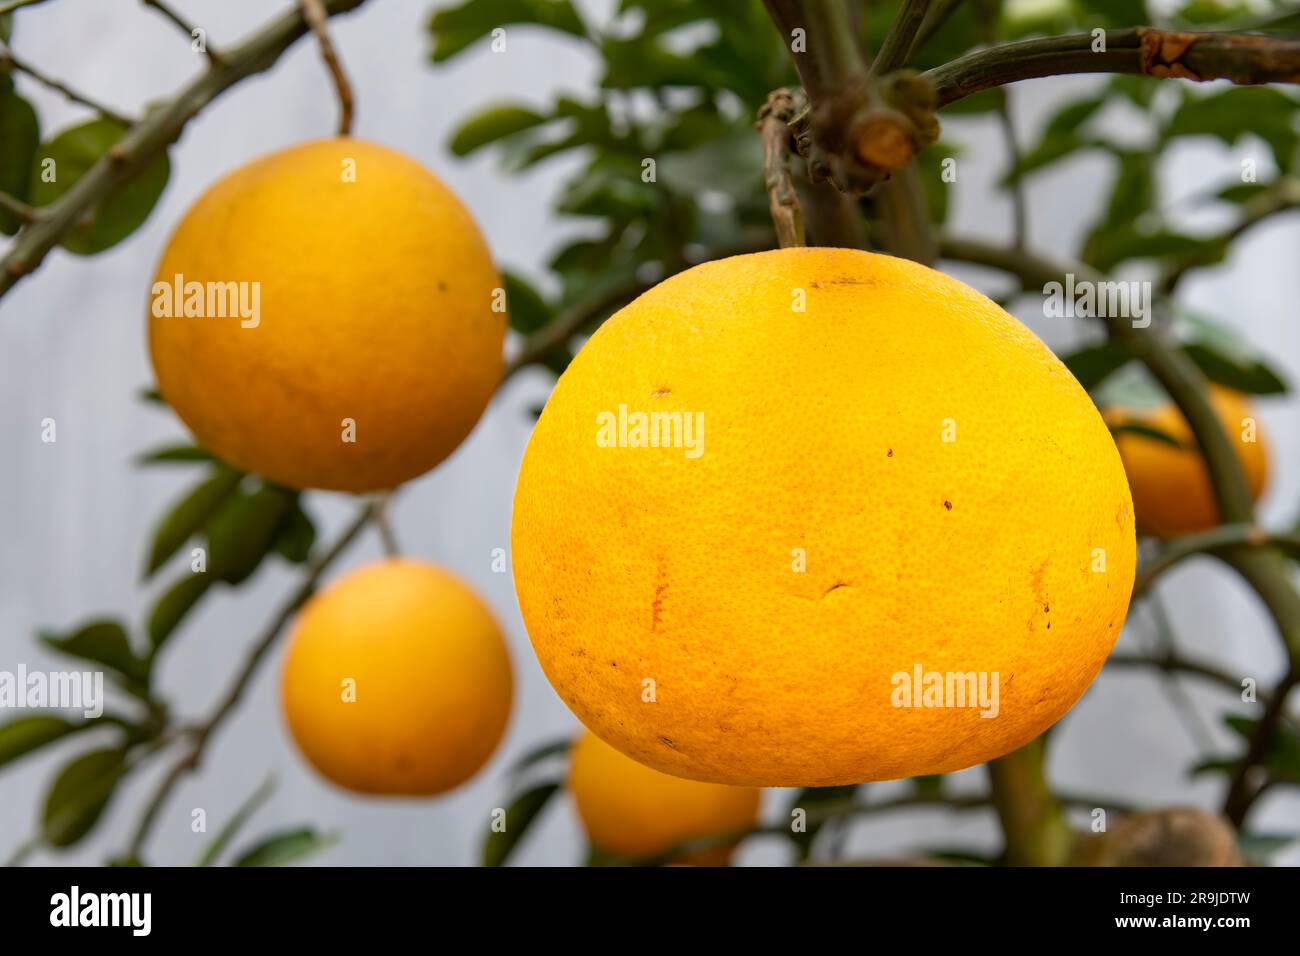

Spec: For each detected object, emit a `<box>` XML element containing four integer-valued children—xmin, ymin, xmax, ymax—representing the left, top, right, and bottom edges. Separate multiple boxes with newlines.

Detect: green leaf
<box><xmin>507</xmin><ymin>736</ymin><xmax>572</xmax><ymax>777</ymax></box>
<box><xmin>206</xmin><ymin>483</ymin><xmax>297</xmax><ymax>585</ymax></box>
<box><xmin>40</xmin><ymin>619</ymin><xmax>147</xmax><ymax>685</ymax></box>
<box><xmin>271</xmin><ymin>499</ymin><xmax>316</xmax><ymax>565</ymax></box>
<box><xmin>483</xmin><ymin>780</ymin><xmax>560</xmax><ymax>866</ymax></box>
<box><xmin>133</xmin><ymin>443</ymin><xmax>214</xmax><ymax>466</ymax></box>
<box><xmin>502</xmin><ymin>271</ymin><xmax>553</xmax><ymax>334</ymax></box>
<box><xmin>1238</xmin><ymin>831</ymin><xmax>1299</xmax><ymax>866</ymax></box>
<box><xmin>1177</xmin><ymin>311</ymin><xmax>1288</xmax><ymax>395</ymax></box>
<box><xmin>232</xmin><ymin>827</ymin><xmax>338</xmax><ymax>867</ymax></box>
<box><xmin>1004</xmin><ymin>95</ymin><xmax>1106</xmax><ymax>184</ymax></box>
<box><xmin>0</xmin><ymin>73</ymin><xmax>39</xmax><ymax>234</ymax></box>
<box><xmin>1163</xmin><ymin>87</ymin><xmax>1300</xmax><ymax>170</ymax></box>
<box><xmin>1082</xmin><ymin>148</ymin><xmax>1154</xmax><ymax>256</ymax></box>
<box><xmin>146</xmin><ymin>572</ymin><xmax>212</xmax><ymax>653</ymax></box>
<box><xmin>28</xmin><ymin>118</ymin><xmax>171</xmax><ymax>255</ymax></box>
<box><xmin>1110</xmin><ymin>421</ymin><xmax>1184</xmax><ymax>448</ymax></box>
<box><xmin>0</xmin><ymin>714</ymin><xmax>83</xmax><ymax>770</ymax></box>
<box><xmin>144</xmin><ymin>464</ymin><xmax>244</xmax><ymax>577</ymax></box>
<box><xmin>43</xmin><ymin>747</ymin><xmax>128</xmax><ymax>848</ymax></box>
<box><xmin>195</xmin><ymin>777</ymin><xmax>276</xmax><ymax>866</ymax></box>
<box><xmin>429</xmin><ymin>0</ymin><xmax>586</xmax><ymax>62</ymax></box>
<box><xmin>1063</xmin><ymin>341</ymin><xmax>1132</xmax><ymax>390</ymax></box>
<box><xmin>449</xmin><ymin>104</ymin><xmax>550</xmax><ymax>156</ymax></box>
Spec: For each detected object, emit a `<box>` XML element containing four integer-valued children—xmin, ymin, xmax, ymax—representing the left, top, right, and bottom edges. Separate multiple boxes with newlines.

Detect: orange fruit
<box><xmin>1106</xmin><ymin>385</ymin><xmax>1268</xmax><ymax>537</ymax></box>
<box><xmin>281</xmin><ymin>559</ymin><xmax>512</xmax><ymax>795</ymax></box>
<box><xmin>148</xmin><ymin>138</ymin><xmax>504</xmax><ymax>492</ymax></box>
<box><xmin>568</xmin><ymin>730</ymin><xmax>761</xmax><ymax>865</ymax></box>
<box><xmin>512</xmin><ymin>248</ymin><xmax>1135</xmax><ymax>787</ymax></box>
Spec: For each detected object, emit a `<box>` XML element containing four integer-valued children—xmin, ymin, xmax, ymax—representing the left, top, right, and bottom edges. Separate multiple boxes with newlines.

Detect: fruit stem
<box><xmin>986</xmin><ymin>737</ymin><xmax>1074</xmax><ymax>866</ymax></box>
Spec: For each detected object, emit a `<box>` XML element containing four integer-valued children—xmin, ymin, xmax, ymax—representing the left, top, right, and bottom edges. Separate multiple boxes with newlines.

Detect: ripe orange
<box><xmin>512</xmin><ymin>248</ymin><xmax>1135</xmax><ymax>787</ymax></box>
<box><xmin>1105</xmin><ymin>385</ymin><xmax>1268</xmax><ymax>537</ymax></box>
<box><xmin>281</xmin><ymin>559</ymin><xmax>512</xmax><ymax>795</ymax></box>
<box><xmin>568</xmin><ymin>730</ymin><xmax>761</xmax><ymax>865</ymax></box>
<box><xmin>148</xmin><ymin>139</ymin><xmax>504</xmax><ymax>492</ymax></box>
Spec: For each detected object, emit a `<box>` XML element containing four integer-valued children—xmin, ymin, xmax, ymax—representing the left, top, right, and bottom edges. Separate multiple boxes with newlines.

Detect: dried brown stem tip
<box><xmin>1139</xmin><ymin>26</ymin><xmax>1300</xmax><ymax>84</ymax></box>
<box><xmin>757</xmin><ymin>88</ymin><xmax>806</xmax><ymax>249</ymax></box>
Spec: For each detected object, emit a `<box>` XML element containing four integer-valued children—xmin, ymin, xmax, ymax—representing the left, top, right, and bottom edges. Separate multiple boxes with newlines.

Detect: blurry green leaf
<box><xmin>1110</xmin><ymin>421</ymin><xmax>1184</xmax><ymax>448</ymax></box>
<box><xmin>1063</xmin><ymin>340</ymin><xmax>1132</xmax><ymax>390</ymax></box>
<box><xmin>503</xmin><ymin>271</ymin><xmax>553</xmax><ymax>334</ymax></box>
<box><xmin>449</xmin><ymin>104</ymin><xmax>550</xmax><ymax>156</ymax></box>
<box><xmin>1217</xmin><ymin>181</ymin><xmax>1273</xmax><ymax>205</ymax></box>
<box><xmin>1082</xmin><ymin>149</ymin><xmax>1154</xmax><ymax>256</ymax></box>
<box><xmin>196</xmin><ymin>777</ymin><xmax>275</xmax><ymax>866</ymax></box>
<box><xmin>0</xmin><ymin>73</ymin><xmax>39</xmax><ymax>234</ymax></box>
<box><xmin>912</xmin><ymin>774</ymin><xmax>944</xmax><ymax>799</ymax></box>
<box><xmin>233</xmin><ymin>827</ymin><xmax>338</xmax><ymax>867</ymax></box>
<box><xmin>429</xmin><ymin>0</ymin><xmax>586</xmax><ymax>61</ymax></box>
<box><xmin>271</xmin><ymin>499</ymin><xmax>316</xmax><ymax>565</ymax></box>
<box><xmin>507</xmin><ymin>736</ymin><xmax>572</xmax><ymax>777</ymax></box>
<box><xmin>1004</xmin><ymin>95</ymin><xmax>1106</xmax><ymax>185</ymax></box>
<box><xmin>483</xmin><ymin>780</ymin><xmax>560</xmax><ymax>866</ymax></box>
<box><xmin>206</xmin><ymin>483</ymin><xmax>297</xmax><ymax>585</ymax></box>
<box><xmin>1163</xmin><ymin>87</ymin><xmax>1300</xmax><ymax>170</ymax></box>
<box><xmin>1195</xmin><ymin>713</ymin><xmax>1300</xmax><ymax>783</ymax></box>
<box><xmin>28</xmin><ymin>118</ymin><xmax>171</xmax><ymax>255</ymax></box>
<box><xmin>43</xmin><ymin>747</ymin><xmax>127</xmax><ymax>848</ymax></box>
<box><xmin>1085</xmin><ymin>226</ymin><xmax>1225</xmax><ymax>273</ymax></box>
<box><xmin>1179</xmin><ymin>311</ymin><xmax>1289</xmax><ymax>395</ymax></box>
<box><xmin>0</xmin><ymin>714</ymin><xmax>83</xmax><ymax>770</ymax></box>
<box><xmin>1238</xmin><ymin>831</ymin><xmax>1299</xmax><ymax>866</ymax></box>
<box><xmin>40</xmin><ymin>619</ymin><xmax>147</xmax><ymax>685</ymax></box>
<box><xmin>146</xmin><ymin>572</ymin><xmax>212</xmax><ymax>653</ymax></box>
<box><xmin>144</xmin><ymin>464</ymin><xmax>244</xmax><ymax>577</ymax></box>
<box><xmin>1074</xmin><ymin>0</ymin><xmax>1150</xmax><ymax>27</ymax></box>
<box><xmin>134</xmin><ymin>443</ymin><xmax>213</xmax><ymax>466</ymax></box>
<box><xmin>917</xmin><ymin>141</ymin><xmax>958</xmax><ymax>226</ymax></box>
<box><xmin>138</xmin><ymin>386</ymin><xmax>166</xmax><ymax>405</ymax></box>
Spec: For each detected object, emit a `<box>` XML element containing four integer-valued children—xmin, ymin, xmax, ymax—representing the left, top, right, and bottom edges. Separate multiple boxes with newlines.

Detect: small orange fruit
<box><xmin>281</xmin><ymin>559</ymin><xmax>512</xmax><ymax>795</ymax></box>
<box><xmin>1106</xmin><ymin>385</ymin><xmax>1268</xmax><ymax>537</ymax></box>
<box><xmin>149</xmin><ymin>139</ymin><xmax>504</xmax><ymax>492</ymax></box>
<box><xmin>568</xmin><ymin>730</ymin><xmax>761</xmax><ymax>865</ymax></box>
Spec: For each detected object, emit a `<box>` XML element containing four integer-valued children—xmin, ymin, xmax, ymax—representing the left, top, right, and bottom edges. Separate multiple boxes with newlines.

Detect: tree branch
<box><xmin>986</xmin><ymin>738</ymin><xmax>1074</xmax><ymax>866</ymax></box>
<box><xmin>0</xmin><ymin>190</ymin><xmax>38</xmax><ymax>225</ymax></box>
<box><xmin>928</xmin><ymin>28</ymin><xmax>1300</xmax><ymax>108</ymax></box>
<box><xmin>0</xmin><ymin>0</ymin><xmax>370</xmax><ymax>301</ymax></box>
<box><xmin>758</xmin><ymin>88</ymin><xmax>806</xmax><ymax>249</ymax></box>
<box><xmin>872</xmin><ymin>0</ymin><xmax>931</xmax><ymax>75</ymax></box>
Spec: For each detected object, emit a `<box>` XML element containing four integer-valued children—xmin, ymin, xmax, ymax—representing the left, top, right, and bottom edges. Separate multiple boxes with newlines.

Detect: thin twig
<box><xmin>757</xmin><ymin>88</ymin><xmax>805</xmax><ymax>249</ymax></box>
<box><xmin>0</xmin><ymin>189</ymin><xmax>38</xmax><ymax>225</ymax></box>
<box><xmin>126</xmin><ymin>502</ymin><xmax>376</xmax><ymax>860</ymax></box>
<box><xmin>0</xmin><ymin>42</ymin><xmax>136</xmax><ymax>126</ymax></box>
<box><xmin>0</xmin><ymin>0</ymin><xmax>371</xmax><ymax>300</ymax></box>
<box><xmin>906</xmin><ymin>0</ymin><xmax>966</xmax><ymax>62</ymax></box>
<box><xmin>1133</xmin><ymin>523</ymin><xmax>1298</xmax><ymax>599</ymax></box>
<box><xmin>374</xmin><ymin>492</ymin><xmax>400</xmax><ymax>557</ymax></box>
<box><xmin>872</xmin><ymin>0</ymin><xmax>931</xmax><ymax>74</ymax></box>
<box><xmin>299</xmin><ymin>0</ymin><xmax>354</xmax><ymax>136</ymax></box>
<box><xmin>141</xmin><ymin>0</ymin><xmax>222</xmax><ymax>65</ymax></box>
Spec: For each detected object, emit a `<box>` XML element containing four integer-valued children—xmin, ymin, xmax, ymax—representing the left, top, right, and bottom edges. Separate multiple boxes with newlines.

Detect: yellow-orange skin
<box><xmin>1106</xmin><ymin>386</ymin><xmax>1268</xmax><ymax>538</ymax></box>
<box><xmin>149</xmin><ymin>139</ymin><xmax>504</xmax><ymax>493</ymax></box>
<box><xmin>568</xmin><ymin>730</ymin><xmax>761</xmax><ymax>865</ymax></box>
<box><xmin>512</xmin><ymin>248</ymin><xmax>1136</xmax><ymax>787</ymax></box>
<box><xmin>281</xmin><ymin>559</ymin><xmax>512</xmax><ymax>796</ymax></box>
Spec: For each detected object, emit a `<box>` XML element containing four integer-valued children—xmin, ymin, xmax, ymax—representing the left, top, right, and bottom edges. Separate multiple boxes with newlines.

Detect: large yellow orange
<box><xmin>281</xmin><ymin>559</ymin><xmax>512</xmax><ymax>795</ymax></box>
<box><xmin>512</xmin><ymin>248</ymin><xmax>1135</xmax><ymax>787</ymax></box>
<box><xmin>1105</xmin><ymin>386</ymin><xmax>1268</xmax><ymax>537</ymax></box>
<box><xmin>149</xmin><ymin>139</ymin><xmax>504</xmax><ymax>492</ymax></box>
<box><xmin>568</xmin><ymin>730</ymin><xmax>761</xmax><ymax>864</ymax></box>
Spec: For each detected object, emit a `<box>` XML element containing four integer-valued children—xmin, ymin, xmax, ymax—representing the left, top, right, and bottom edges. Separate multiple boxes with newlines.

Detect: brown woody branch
<box><xmin>928</xmin><ymin>28</ymin><xmax>1300</xmax><ymax>108</ymax></box>
<box><xmin>757</xmin><ymin>88</ymin><xmax>806</xmax><ymax>249</ymax></box>
<box><xmin>299</xmin><ymin>0</ymin><xmax>354</xmax><ymax>137</ymax></box>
